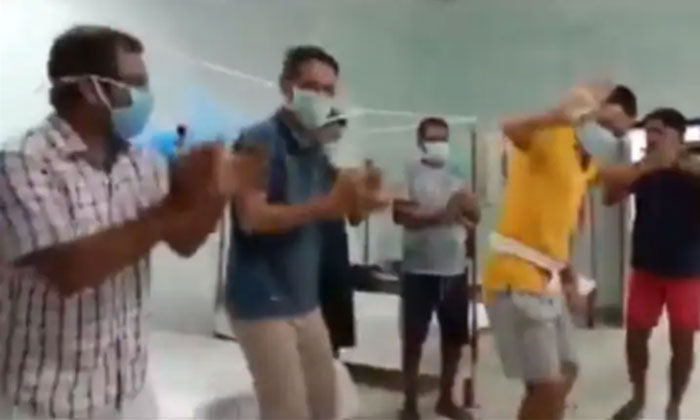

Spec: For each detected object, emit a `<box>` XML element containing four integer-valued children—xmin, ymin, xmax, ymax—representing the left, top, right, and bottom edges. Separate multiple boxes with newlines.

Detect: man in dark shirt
<box><xmin>605</xmin><ymin>108</ymin><xmax>699</xmax><ymax>420</ymax></box>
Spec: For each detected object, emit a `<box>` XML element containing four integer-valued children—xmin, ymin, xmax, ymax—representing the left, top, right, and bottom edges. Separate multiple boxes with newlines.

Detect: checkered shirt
<box><xmin>0</xmin><ymin>114</ymin><xmax>168</xmax><ymax>418</ymax></box>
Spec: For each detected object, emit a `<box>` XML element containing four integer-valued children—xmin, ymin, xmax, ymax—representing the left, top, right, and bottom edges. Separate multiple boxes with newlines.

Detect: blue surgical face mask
<box><xmin>576</xmin><ymin>120</ymin><xmax>619</xmax><ymax>164</ymax></box>
<box><xmin>59</xmin><ymin>75</ymin><xmax>154</xmax><ymax>141</ymax></box>
<box><xmin>109</xmin><ymin>86</ymin><xmax>154</xmax><ymax>140</ymax></box>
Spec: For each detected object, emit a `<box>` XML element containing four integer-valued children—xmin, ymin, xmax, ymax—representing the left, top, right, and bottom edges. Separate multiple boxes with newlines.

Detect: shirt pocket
<box><xmin>68</xmin><ymin>180</ymin><xmax>109</xmax><ymax>235</ymax></box>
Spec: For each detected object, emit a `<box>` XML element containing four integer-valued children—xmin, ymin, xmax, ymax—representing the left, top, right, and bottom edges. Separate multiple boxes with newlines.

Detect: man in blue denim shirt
<box><xmin>227</xmin><ymin>46</ymin><xmax>386</xmax><ymax>419</ymax></box>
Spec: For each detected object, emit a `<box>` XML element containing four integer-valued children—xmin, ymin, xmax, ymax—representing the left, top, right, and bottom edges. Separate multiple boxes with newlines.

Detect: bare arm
<box><xmin>1</xmin><ymin>141</ymin><xmax>233</xmax><ymax>296</ymax></box>
<box><xmin>165</xmin><ymin>139</ymin><xmax>271</xmax><ymax>255</ymax></box>
<box><xmin>17</xmin><ymin>203</ymin><xmax>169</xmax><ymax>296</ymax></box>
<box><xmin>231</xmin><ymin>131</ymin><xmax>349</xmax><ymax>234</ymax></box>
<box><xmin>333</xmin><ymin>165</ymin><xmax>364</xmax><ymax>227</ymax></box>
<box><xmin>464</xmin><ymin>206</ymin><xmax>481</xmax><ymax>224</ymax></box>
<box><xmin>0</xmin><ymin>151</ymin><xmax>191</xmax><ymax>296</ymax></box>
<box><xmin>501</xmin><ymin>109</ymin><xmax>568</xmax><ymax>151</ymax></box>
<box><xmin>164</xmin><ymin>196</ymin><xmax>226</xmax><ymax>256</ymax></box>
<box><xmin>235</xmin><ymin>188</ymin><xmax>338</xmax><ymax>234</ymax></box>
<box><xmin>599</xmin><ymin>160</ymin><xmax>656</xmax><ymax>206</ymax></box>
<box><xmin>346</xmin><ymin>177</ymin><xmax>389</xmax><ymax>226</ymax></box>
<box><xmin>30</xmin><ymin>184</ymin><xmax>224</xmax><ymax>292</ymax></box>
<box><xmin>601</xmin><ymin>128</ymin><xmax>691</xmax><ymax>206</ymax></box>
<box><xmin>502</xmin><ymin>84</ymin><xmax>606</xmax><ymax>151</ymax></box>
<box><xmin>235</xmin><ymin>160</ymin><xmax>386</xmax><ymax>233</ymax></box>
<box><xmin>392</xmin><ymin>199</ymin><xmax>448</xmax><ymax>230</ymax></box>
<box><xmin>347</xmin><ymin>209</ymin><xmax>365</xmax><ymax>227</ymax></box>
<box><xmin>161</xmin><ymin>149</ymin><xmax>228</xmax><ymax>257</ymax></box>
<box><xmin>459</xmin><ymin>190</ymin><xmax>481</xmax><ymax>224</ymax></box>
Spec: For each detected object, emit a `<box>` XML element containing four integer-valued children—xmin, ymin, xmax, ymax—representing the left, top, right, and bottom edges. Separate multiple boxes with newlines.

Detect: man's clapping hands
<box><xmin>325</xmin><ymin>166</ymin><xmax>392</xmax><ymax>220</ymax></box>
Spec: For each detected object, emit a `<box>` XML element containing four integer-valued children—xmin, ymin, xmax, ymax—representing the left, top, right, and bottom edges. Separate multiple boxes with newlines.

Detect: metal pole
<box><xmin>589</xmin><ymin>194</ymin><xmax>597</xmax><ymax>284</ymax></box>
<box><xmin>216</xmin><ymin>213</ymin><xmax>227</xmax><ymax>305</ymax></box>
<box><xmin>362</xmin><ymin>219</ymin><xmax>370</xmax><ymax>266</ymax></box>
<box><xmin>619</xmin><ymin>139</ymin><xmax>630</xmax><ymax>323</ymax></box>
<box><xmin>213</xmin><ymin>207</ymin><xmax>232</xmax><ymax>339</ymax></box>
<box><xmin>362</xmin><ymin>159</ymin><xmax>373</xmax><ymax>265</ymax></box>
<box><xmin>464</xmin><ymin>124</ymin><xmax>479</xmax><ymax>409</ymax></box>
<box><xmin>587</xmin><ymin>191</ymin><xmax>598</xmax><ymax>328</ymax></box>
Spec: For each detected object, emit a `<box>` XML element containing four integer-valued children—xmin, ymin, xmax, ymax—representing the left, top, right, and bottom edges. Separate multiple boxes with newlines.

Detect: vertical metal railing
<box><xmin>464</xmin><ymin>124</ymin><xmax>479</xmax><ymax>409</ymax></box>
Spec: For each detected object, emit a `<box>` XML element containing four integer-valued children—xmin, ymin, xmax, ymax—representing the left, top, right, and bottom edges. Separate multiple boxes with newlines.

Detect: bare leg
<box><xmin>518</xmin><ymin>380</ymin><xmax>565</xmax><ymax>420</ymax></box>
<box><xmin>435</xmin><ymin>340</ymin><xmax>471</xmax><ymax>420</ymax></box>
<box><xmin>666</xmin><ymin>328</ymin><xmax>695</xmax><ymax>420</ymax></box>
<box><xmin>561</xmin><ymin>361</ymin><xmax>579</xmax><ymax>412</ymax></box>
<box><xmin>401</xmin><ymin>335</ymin><xmax>423</xmax><ymax>420</ymax></box>
<box><xmin>611</xmin><ymin>328</ymin><xmax>651</xmax><ymax>420</ymax></box>
<box><xmin>561</xmin><ymin>361</ymin><xmax>578</xmax><ymax>399</ymax></box>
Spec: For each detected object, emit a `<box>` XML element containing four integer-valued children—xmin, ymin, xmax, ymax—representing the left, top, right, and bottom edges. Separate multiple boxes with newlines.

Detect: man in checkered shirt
<box><xmin>0</xmin><ymin>25</ymin><xmax>256</xmax><ymax>419</ymax></box>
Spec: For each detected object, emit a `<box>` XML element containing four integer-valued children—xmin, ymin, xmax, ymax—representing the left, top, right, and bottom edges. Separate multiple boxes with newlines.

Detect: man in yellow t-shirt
<box><xmin>484</xmin><ymin>85</ymin><xmax>640</xmax><ymax>420</ymax></box>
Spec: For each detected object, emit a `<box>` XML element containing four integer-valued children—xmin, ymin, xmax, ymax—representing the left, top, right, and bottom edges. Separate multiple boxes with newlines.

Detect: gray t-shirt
<box><xmin>402</xmin><ymin>161</ymin><xmax>468</xmax><ymax>276</ymax></box>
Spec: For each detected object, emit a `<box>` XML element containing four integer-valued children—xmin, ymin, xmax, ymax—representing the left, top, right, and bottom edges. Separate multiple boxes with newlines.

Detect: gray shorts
<box><xmin>486</xmin><ymin>292</ymin><xmax>577</xmax><ymax>382</ymax></box>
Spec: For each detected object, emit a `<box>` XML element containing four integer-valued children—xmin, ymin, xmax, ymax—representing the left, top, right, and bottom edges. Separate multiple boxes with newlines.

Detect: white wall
<box><xmin>0</xmin><ymin>1</ymin><xmax>83</xmax><ymax>139</ymax></box>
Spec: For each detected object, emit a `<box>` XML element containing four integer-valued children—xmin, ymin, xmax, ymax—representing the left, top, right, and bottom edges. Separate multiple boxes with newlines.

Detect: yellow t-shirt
<box><xmin>483</xmin><ymin>125</ymin><xmax>597</xmax><ymax>297</ymax></box>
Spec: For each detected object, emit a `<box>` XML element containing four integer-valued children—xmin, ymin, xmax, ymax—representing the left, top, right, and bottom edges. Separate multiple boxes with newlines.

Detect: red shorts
<box><xmin>627</xmin><ymin>269</ymin><xmax>700</xmax><ymax>331</ymax></box>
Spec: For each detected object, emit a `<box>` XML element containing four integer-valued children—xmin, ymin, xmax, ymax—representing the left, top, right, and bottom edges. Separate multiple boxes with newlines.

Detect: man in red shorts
<box><xmin>605</xmin><ymin>108</ymin><xmax>699</xmax><ymax>420</ymax></box>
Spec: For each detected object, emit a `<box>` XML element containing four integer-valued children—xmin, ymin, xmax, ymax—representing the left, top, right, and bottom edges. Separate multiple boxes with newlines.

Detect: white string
<box><xmin>150</xmin><ymin>41</ymin><xmax>478</xmax><ymax>123</ymax></box>
<box><xmin>361</xmin><ymin>124</ymin><xmax>424</xmax><ymax>134</ymax></box>
<box><xmin>351</xmin><ymin>107</ymin><xmax>477</xmax><ymax>123</ymax></box>
<box><xmin>360</xmin><ymin>122</ymin><xmax>471</xmax><ymax>134</ymax></box>
<box><xmin>359</xmin><ymin>116</ymin><xmax>478</xmax><ymax>134</ymax></box>
<box><xmin>154</xmin><ymin>42</ymin><xmax>277</xmax><ymax>89</ymax></box>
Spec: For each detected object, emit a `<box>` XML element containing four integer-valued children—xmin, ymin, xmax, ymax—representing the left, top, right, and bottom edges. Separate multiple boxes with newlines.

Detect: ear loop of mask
<box><xmin>57</xmin><ymin>75</ymin><xmax>129</xmax><ymax>110</ymax></box>
<box><xmin>90</xmin><ymin>76</ymin><xmax>114</xmax><ymax>110</ymax></box>
<box><xmin>57</xmin><ymin>75</ymin><xmax>130</xmax><ymax>169</ymax></box>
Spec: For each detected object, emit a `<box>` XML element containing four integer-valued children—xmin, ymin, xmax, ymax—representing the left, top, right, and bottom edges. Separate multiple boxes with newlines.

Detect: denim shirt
<box><xmin>226</xmin><ymin>110</ymin><xmax>333</xmax><ymax>319</ymax></box>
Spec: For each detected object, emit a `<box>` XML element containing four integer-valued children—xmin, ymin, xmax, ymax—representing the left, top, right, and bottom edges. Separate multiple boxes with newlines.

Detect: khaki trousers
<box><xmin>231</xmin><ymin>308</ymin><xmax>337</xmax><ymax>420</ymax></box>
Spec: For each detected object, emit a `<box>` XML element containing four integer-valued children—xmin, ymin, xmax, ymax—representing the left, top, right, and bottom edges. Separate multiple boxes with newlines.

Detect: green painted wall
<box><xmin>2</xmin><ymin>0</ymin><xmax>698</xmax><ymax>331</ymax></box>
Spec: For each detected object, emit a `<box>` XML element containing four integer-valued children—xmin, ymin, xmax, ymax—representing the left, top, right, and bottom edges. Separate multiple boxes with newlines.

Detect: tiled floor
<box><xmin>150</xmin><ymin>317</ymin><xmax>700</xmax><ymax>420</ymax></box>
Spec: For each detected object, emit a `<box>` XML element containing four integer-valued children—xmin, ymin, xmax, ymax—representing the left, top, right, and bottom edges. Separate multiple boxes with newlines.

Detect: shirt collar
<box><xmin>46</xmin><ymin>113</ymin><xmax>89</xmax><ymax>156</ymax></box>
<box><xmin>46</xmin><ymin>113</ymin><xmax>130</xmax><ymax>162</ymax></box>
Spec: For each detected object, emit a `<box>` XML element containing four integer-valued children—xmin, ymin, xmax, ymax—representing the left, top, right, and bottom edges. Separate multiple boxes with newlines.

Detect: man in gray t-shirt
<box><xmin>402</xmin><ymin>161</ymin><xmax>468</xmax><ymax>276</ymax></box>
<box><xmin>394</xmin><ymin>117</ymin><xmax>480</xmax><ymax>420</ymax></box>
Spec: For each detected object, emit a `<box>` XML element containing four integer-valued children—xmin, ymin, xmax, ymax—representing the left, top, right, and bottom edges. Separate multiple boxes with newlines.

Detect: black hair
<box><xmin>604</xmin><ymin>85</ymin><xmax>637</xmax><ymax>118</ymax></box>
<box><xmin>643</xmin><ymin>107</ymin><xmax>687</xmax><ymax>137</ymax></box>
<box><xmin>48</xmin><ymin>25</ymin><xmax>143</xmax><ymax>110</ymax></box>
<box><xmin>279</xmin><ymin>45</ymin><xmax>339</xmax><ymax>87</ymax></box>
<box><xmin>417</xmin><ymin>117</ymin><xmax>449</xmax><ymax>139</ymax></box>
